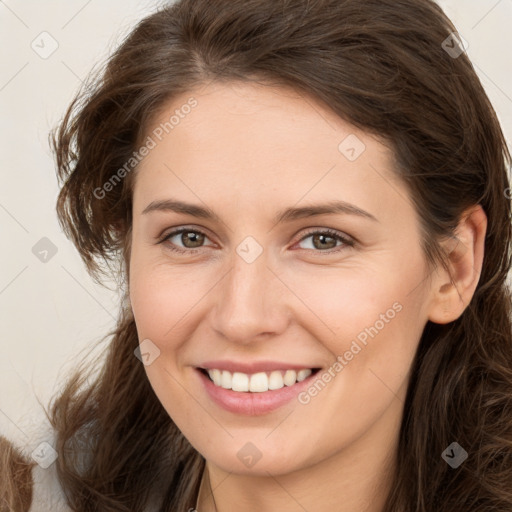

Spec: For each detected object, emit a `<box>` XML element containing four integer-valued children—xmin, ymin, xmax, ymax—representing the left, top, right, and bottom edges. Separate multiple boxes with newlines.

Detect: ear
<box><xmin>427</xmin><ymin>204</ymin><xmax>487</xmax><ymax>324</ymax></box>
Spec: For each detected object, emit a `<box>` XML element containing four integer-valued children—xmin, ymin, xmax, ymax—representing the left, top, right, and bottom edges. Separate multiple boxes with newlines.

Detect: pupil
<box><xmin>315</xmin><ymin>234</ymin><xmax>335</xmax><ymax>249</ymax></box>
<box><xmin>184</xmin><ymin>232</ymin><xmax>203</xmax><ymax>247</ymax></box>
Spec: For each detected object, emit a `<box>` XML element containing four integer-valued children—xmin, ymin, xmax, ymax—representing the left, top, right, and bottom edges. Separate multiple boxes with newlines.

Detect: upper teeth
<box><xmin>206</xmin><ymin>369</ymin><xmax>313</xmax><ymax>392</ymax></box>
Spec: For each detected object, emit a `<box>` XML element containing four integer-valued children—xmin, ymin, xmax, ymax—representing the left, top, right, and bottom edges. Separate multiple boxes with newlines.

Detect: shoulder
<box><xmin>4</xmin><ymin>417</ymin><xmax>160</xmax><ymax>512</ymax></box>
<box><xmin>3</xmin><ymin>417</ymin><xmax>73</xmax><ymax>512</ymax></box>
<box><xmin>29</xmin><ymin>462</ymin><xmax>73</xmax><ymax>512</ymax></box>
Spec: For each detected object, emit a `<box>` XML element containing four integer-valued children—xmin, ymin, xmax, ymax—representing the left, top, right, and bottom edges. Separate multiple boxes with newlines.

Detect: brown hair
<box><xmin>0</xmin><ymin>437</ymin><xmax>33</xmax><ymax>511</ymax></box>
<box><xmin>2</xmin><ymin>0</ymin><xmax>511</xmax><ymax>510</ymax></box>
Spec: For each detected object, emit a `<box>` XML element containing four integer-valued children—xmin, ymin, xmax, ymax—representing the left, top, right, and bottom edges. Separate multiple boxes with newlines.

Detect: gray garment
<box><xmin>28</xmin><ymin>463</ymin><xmax>162</xmax><ymax>512</ymax></box>
<box><xmin>9</xmin><ymin>421</ymin><xmax>161</xmax><ymax>512</ymax></box>
<box><xmin>29</xmin><ymin>463</ymin><xmax>73</xmax><ymax>512</ymax></box>
<box><xmin>4</xmin><ymin>419</ymin><xmax>72</xmax><ymax>511</ymax></box>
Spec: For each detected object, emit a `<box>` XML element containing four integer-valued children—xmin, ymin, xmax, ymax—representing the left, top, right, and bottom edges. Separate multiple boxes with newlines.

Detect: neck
<box><xmin>196</xmin><ymin>395</ymin><xmax>402</xmax><ymax>512</ymax></box>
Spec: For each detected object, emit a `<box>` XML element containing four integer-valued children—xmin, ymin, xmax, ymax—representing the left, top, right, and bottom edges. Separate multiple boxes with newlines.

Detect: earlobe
<box><xmin>427</xmin><ymin>205</ymin><xmax>487</xmax><ymax>325</ymax></box>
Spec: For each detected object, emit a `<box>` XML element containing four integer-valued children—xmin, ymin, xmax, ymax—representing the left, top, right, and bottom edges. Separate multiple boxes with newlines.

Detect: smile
<box><xmin>196</xmin><ymin>365</ymin><xmax>322</xmax><ymax>415</ymax></box>
<box><xmin>201</xmin><ymin>368</ymin><xmax>316</xmax><ymax>392</ymax></box>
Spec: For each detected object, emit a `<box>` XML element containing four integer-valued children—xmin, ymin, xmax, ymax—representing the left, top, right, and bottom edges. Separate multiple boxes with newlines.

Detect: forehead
<box><xmin>141</xmin><ymin>79</ymin><xmax>390</xmax><ymax>162</ymax></box>
<box><xmin>132</xmin><ymin>81</ymin><xmax>409</xmax><ymax>224</ymax></box>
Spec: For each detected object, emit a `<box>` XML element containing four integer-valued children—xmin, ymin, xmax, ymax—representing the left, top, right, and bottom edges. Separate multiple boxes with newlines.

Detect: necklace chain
<box><xmin>195</xmin><ymin>465</ymin><xmax>218</xmax><ymax>512</ymax></box>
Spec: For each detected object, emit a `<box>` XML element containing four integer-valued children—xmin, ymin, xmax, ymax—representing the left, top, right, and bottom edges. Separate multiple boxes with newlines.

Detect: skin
<box><xmin>128</xmin><ymin>81</ymin><xmax>487</xmax><ymax>512</ymax></box>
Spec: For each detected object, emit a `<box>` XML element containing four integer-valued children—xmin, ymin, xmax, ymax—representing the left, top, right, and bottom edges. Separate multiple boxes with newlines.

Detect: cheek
<box><xmin>283</xmin><ymin>256</ymin><xmax>427</xmax><ymax>391</ymax></box>
<box><xmin>129</xmin><ymin>274</ymin><xmax>170</xmax><ymax>339</ymax></box>
<box><xmin>284</xmin><ymin>282</ymin><xmax>424</xmax><ymax>461</ymax></box>
<box><xmin>129</xmin><ymin>259</ymin><xmax>222</xmax><ymax>380</ymax></box>
<box><xmin>129</xmin><ymin>262</ymin><xmax>201</xmax><ymax>426</ymax></box>
<box><xmin>129</xmin><ymin>259</ymin><xmax>197</xmax><ymax>341</ymax></box>
<box><xmin>280</xmin><ymin>264</ymin><xmax>407</xmax><ymax>345</ymax></box>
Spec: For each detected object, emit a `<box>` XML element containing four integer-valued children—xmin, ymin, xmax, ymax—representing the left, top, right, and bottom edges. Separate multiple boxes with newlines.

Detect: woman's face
<box><xmin>129</xmin><ymin>81</ymin><xmax>436</xmax><ymax>476</ymax></box>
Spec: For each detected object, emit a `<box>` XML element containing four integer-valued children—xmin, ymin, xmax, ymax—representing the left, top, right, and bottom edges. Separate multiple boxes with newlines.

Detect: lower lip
<box><xmin>196</xmin><ymin>368</ymin><xmax>319</xmax><ymax>416</ymax></box>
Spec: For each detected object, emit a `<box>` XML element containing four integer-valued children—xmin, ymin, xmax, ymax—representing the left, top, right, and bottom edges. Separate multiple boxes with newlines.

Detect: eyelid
<box><xmin>157</xmin><ymin>225</ymin><xmax>215</xmax><ymax>249</ymax></box>
<box><xmin>295</xmin><ymin>226</ymin><xmax>354</xmax><ymax>242</ymax></box>
<box><xmin>292</xmin><ymin>227</ymin><xmax>355</xmax><ymax>252</ymax></box>
<box><xmin>158</xmin><ymin>225</ymin><xmax>356</xmax><ymax>254</ymax></box>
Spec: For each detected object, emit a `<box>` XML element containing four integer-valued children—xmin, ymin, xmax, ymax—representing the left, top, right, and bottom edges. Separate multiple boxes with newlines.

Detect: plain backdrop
<box><xmin>1</xmin><ymin>0</ymin><xmax>511</xmax><ymax>452</ymax></box>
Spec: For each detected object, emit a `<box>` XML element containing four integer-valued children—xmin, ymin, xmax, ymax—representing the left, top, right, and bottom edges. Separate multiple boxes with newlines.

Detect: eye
<box><xmin>294</xmin><ymin>228</ymin><xmax>355</xmax><ymax>253</ymax></box>
<box><xmin>158</xmin><ymin>227</ymin><xmax>214</xmax><ymax>254</ymax></box>
<box><xmin>158</xmin><ymin>226</ymin><xmax>355</xmax><ymax>255</ymax></box>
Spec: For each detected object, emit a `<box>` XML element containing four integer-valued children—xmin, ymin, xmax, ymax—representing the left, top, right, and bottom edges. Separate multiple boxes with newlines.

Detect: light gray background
<box><xmin>1</xmin><ymin>0</ymin><xmax>511</xmax><ymax>449</ymax></box>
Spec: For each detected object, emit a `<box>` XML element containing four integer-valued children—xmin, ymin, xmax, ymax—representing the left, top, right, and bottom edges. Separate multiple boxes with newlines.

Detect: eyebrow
<box><xmin>141</xmin><ymin>198</ymin><xmax>378</xmax><ymax>223</ymax></box>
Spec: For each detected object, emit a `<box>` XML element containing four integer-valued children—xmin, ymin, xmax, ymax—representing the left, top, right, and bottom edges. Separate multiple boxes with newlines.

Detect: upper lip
<box><xmin>198</xmin><ymin>360</ymin><xmax>320</xmax><ymax>374</ymax></box>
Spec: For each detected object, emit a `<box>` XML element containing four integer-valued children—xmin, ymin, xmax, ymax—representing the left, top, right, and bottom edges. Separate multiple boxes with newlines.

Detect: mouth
<box><xmin>198</xmin><ymin>367</ymin><xmax>322</xmax><ymax>392</ymax></box>
<box><xmin>195</xmin><ymin>366</ymin><xmax>322</xmax><ymax>416</ymax></box>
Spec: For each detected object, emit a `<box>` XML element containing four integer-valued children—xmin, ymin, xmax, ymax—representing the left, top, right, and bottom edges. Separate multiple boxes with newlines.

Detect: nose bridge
<box><xmin>211</xmin><ymin>240</ymin><xmax>287</xmax><ymax>343</ymax></box>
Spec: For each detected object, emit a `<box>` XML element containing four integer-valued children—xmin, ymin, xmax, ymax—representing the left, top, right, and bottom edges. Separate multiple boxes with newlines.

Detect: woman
<box><xmin>2</xmin><ymin>0</ymin><xmax>511</xmax><ymax>510</ymax></box>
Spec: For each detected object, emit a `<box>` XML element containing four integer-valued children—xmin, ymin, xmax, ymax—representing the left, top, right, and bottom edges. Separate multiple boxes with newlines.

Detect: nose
<box><xmin>209</xmin><ymin>246</ymin><xmax>290</xmax><ymax>345</ymax></box>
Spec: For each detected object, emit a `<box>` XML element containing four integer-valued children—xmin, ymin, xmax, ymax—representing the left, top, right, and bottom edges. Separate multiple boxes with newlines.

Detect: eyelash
<box><xmin>157</xmin><ymin>226</ymin><xmax>355</xmax><ymax>255</ymax></box>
